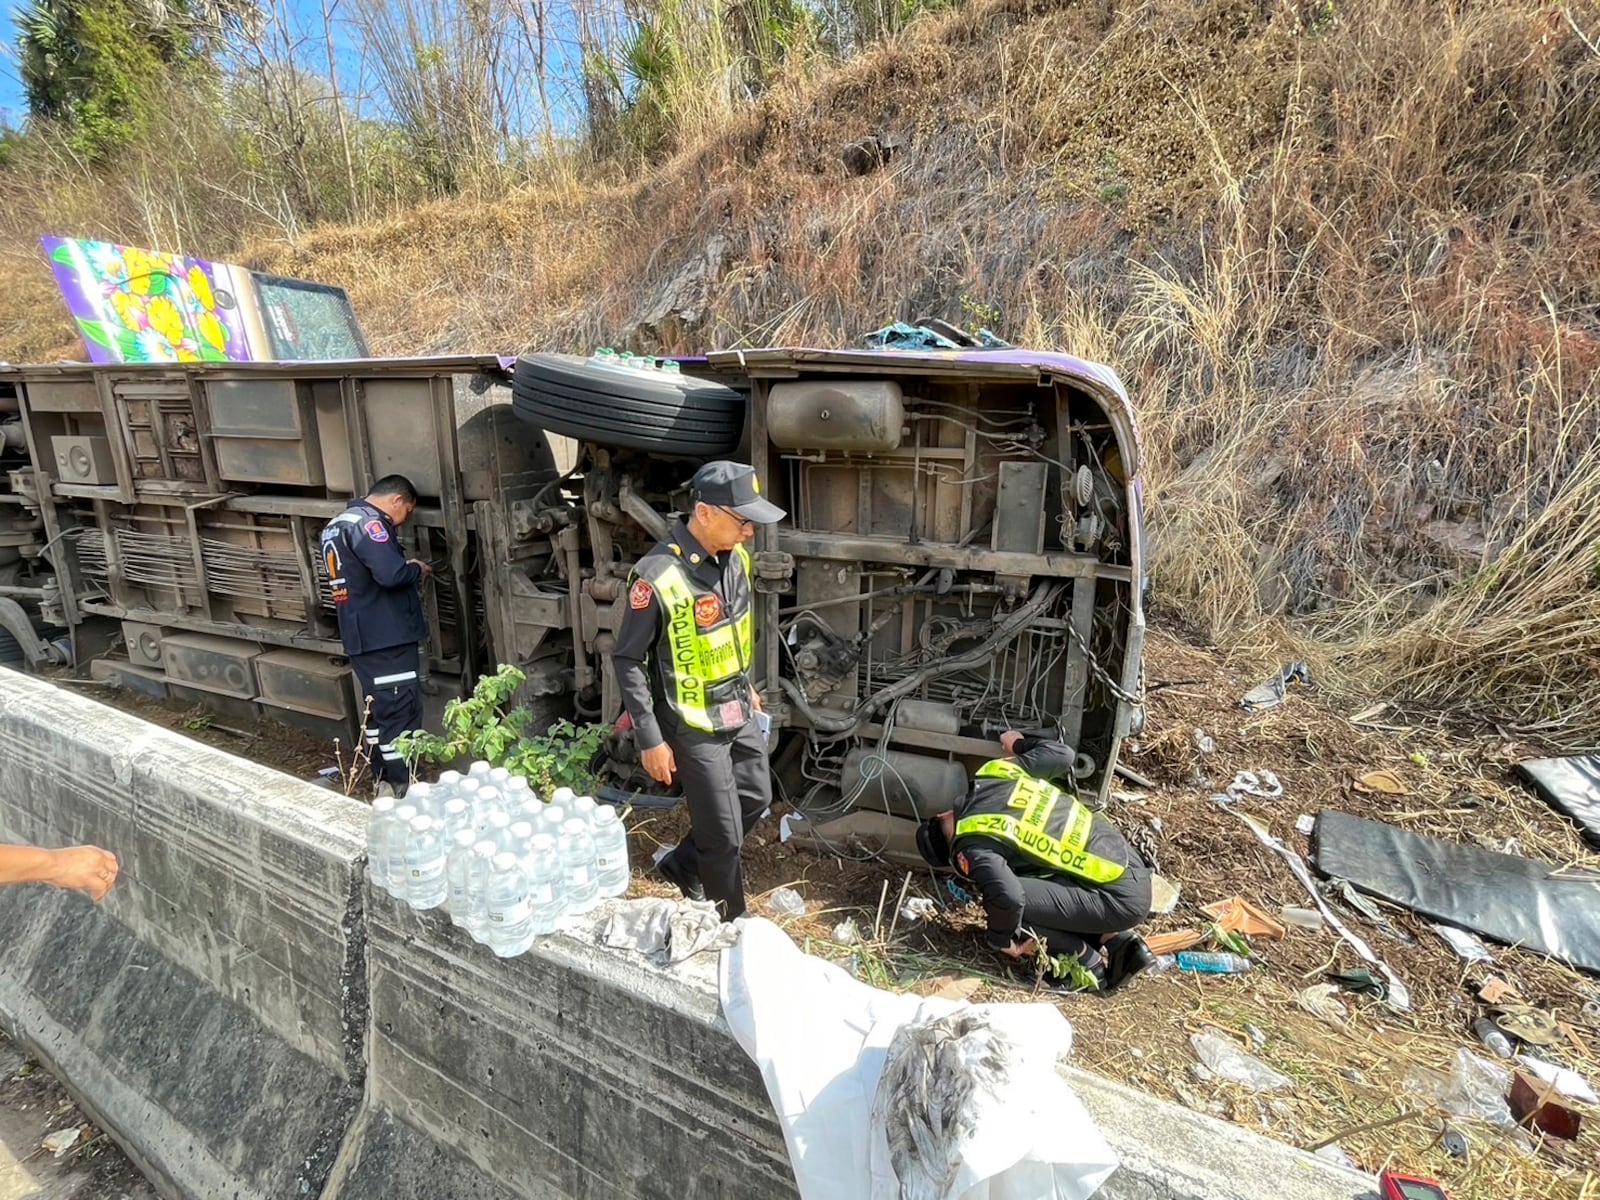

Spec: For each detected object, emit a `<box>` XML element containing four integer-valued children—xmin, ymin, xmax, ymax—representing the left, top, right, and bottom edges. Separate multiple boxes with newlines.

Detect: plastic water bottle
<box><xmin>488</xmin><ymin>766</ymin><xmax>512</xmax><ymax>789</ymax></box>
<box><xmin>468</xmin><ymin>759</ymin><xmax>493</xmax><ymax>780</ymax></box>
<box><xmin>440</xmin><ymin>797</ymin><xmax>470</xmax><ymax>839</ymax></box>
<box><xmin>589</xmin><ymin>347</ymin><xmax>619</xmax><ymax>368</ymax></box>
<box><xmin>537</xmin><ymin>803</ymin><xmax>568</xmax><ymax>838</ymax></box>
<box><xmin>659</xmin><ymin>359</ymin><xmax>682</xmax><ymax>376</ymax></box>
<box><xmin>365</xmin><ymin>796</ymin><xmax>397</xmax><ymax>885</ymax></box>
<box><xmin>1175</xmin><ymin>951</ymin><xmax>1254</xmax><ymax>975</ymax></box>
<box><xmin>550</xmin><ymin>786</ymin><xmax>577</xmax><ymax>807</ymax></box>
<box><xmin>483</xmin><ymin>853</ymin><xmax>538</xmax><ymax>957</ymax></box>
<box><xmin>444</xmin><ymin>828</ymin><xmax>480</xmax><ymax>923</ymax></box>
<box><xmin>435</xmin><ymin>769</ymin><xmax>463</xmax><ymax>799</ymax></box>
<box><xmin>1473</xmin><ymin>1017</ymin><xmax>1514</xmax><ymax>1058</ymax></box>
<box><xmin>561</xmin><ymin>818</ymin><xmax>600</xmax><ymax>913</ymax></box>
<box><xmin>508</xmin><ymin>820</ymin><xmax>535</xmax><ymax>857</ymax></box>
<box><xmin>403</xmin><ymin>815</ymin><xmax>449</xmax><ymax>909</ymax></box>
<box><xmin>521</xmin><ymin>834</ymin><xmax>567</xmax><ymax>934</ymax></box>
<box><xmin>406</xmin><ymin>781</ymin><xmax>436</xmax><ymax>819</ymax></box>
<box><xmin>481</xmin><ymin>809</ymin><xmax>511</xmax><ymax>850</ymax></box>
<box><xmin>382</xmin><ymin>804</ymin><xmax>419</xmax><ymax>895</ymax></box>
<box><xmin>571</xmin><ymin>795</ymin><xmax>599</xmax><ymax>829</ymax></box>
<box><xmin>465</xmin><ymin>840</ymin><xmax>499</xmax><ymax>940</ymax></box>
<box><xmin>592</xmin><ymin>806</ymin><xmax>630</xmax><ymax>898</ymax></box>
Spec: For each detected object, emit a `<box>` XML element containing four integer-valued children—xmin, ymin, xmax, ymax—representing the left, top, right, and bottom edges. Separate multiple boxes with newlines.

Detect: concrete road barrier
<box><xmin>0</xmin><ymin>670</ymin><xmax>1374</xmax><ymax>1200</ymax></box>
<box><xmin>0</xmin><ymin>667</ymin><xmax>368</xmax><ymax>1200</ymax></box>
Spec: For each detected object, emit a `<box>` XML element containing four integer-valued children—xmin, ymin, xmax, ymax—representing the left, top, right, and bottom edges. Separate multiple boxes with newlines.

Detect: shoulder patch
<box><xmin>956</xmin><ymin>851</ymin><xmax>971</xmax><ymax>876</ymax></box>
<box><xmin>363</xmin><ymin>518</ymin><xmax>390</xmax><ymax>543</ymax></box>
<box><xmin>629</xmin><ymin>579</ymin><xmax>654</xmax><ymax>610</ymax></box>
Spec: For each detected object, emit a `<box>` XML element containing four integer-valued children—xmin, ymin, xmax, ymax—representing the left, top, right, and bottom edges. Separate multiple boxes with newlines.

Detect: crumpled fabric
<box><xmin>598</xmin><ymin>897</ymin><xmax>737</xmax><ymax>965</ymax></box>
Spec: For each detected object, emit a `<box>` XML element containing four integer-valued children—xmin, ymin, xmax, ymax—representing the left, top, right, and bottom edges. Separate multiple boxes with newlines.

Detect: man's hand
<box><xmin>750</xmin><ymin>689</ymin><xmax>764</xmax><ymax>712</ymax></box>
<box><xmin>1000</xmin><ymin>729</ymin><xmax>1024</xmax><ymax>754</ymax></box>
<box><xmin>640</xmin><ymin>742</ymin><xmax>677</xmax><ymax>785</ymax></box>
<box><xmin>51</xmin><ymin>846</ymin><xmax>119</xmax><ymax>902</ymax></box>
<box><xmin>996</xmin><ymin>935</ymin><xmax>1037</xmax><ymax>960</ymax></box>
<box><xmin>407</xmin><ymin>558</ymin><xmax>433</xmax><ymax>578</ymax></box>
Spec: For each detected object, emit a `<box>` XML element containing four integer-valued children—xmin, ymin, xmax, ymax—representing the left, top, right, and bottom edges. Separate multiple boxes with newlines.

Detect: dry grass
<box><xmin>2</xmin><ymin>0</ymin><xmax>1599</xmax><ymax>722</ymax></box>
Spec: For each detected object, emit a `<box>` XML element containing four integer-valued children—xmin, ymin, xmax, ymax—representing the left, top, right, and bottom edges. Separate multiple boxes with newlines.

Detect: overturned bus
<box><xmin>0</xmin><ymin>291</ymin><xmax>1145</xmax><ymax>813</ymax></box>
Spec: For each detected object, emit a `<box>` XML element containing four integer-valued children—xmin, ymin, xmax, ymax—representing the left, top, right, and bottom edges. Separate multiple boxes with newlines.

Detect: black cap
<box><xmin>916</xmin><ymin>817</ymin><xmax>951</xmax><ymax>868</ymax></box>
<box><xmin>690</xmin><ymin>461</ymin><xmax>786</xmax><ymax>524</ymax></box>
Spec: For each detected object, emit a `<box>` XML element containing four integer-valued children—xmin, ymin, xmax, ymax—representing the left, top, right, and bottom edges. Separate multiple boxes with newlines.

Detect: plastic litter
<box><xmin>832</xmin><ymin>918</ymin><xmax>861</xmax><ymax>945</ymax></box>
<box><xmin>1353</xmin><ymin>769</ymin><xmax>1409</xmax><ymax>796</ymax></box>
<box><xmin>1192</xmin><ymin>728</ymin><xmax>1215</xmax><ymax>755</ymax></box>
<box><xmin>945</xmin><ymin>878</ymin><xmax>973</xmax><ymax>905</ymax></box>
<box><xmin>1295</xmin><ymin>983</ymin><xmax>1349</xmax><ymax>1028</ymax></box>
<box><xmin>898</xmin><ymin>897</ymin><xmax>935</xmax><ymax>922</ymax></box>
<box><xmin>1434</xmin><ymin>924</ymin><xmax>1494</xmax><ymax>963</ymax></box>
<box><xmin>1491</xmin><ymin>1003</ymin><xmax>1559</xmax><ymax>1046</ymax></box>
<box><xmin>779</xmin><ymin>812</ymin><xmax>804</xmax><ymax>842</ymax></box>
<box><xmin>1280</xmin><ymin>905</ymin><xmax>1324</xmax><ymax>931</ymax></box>
<box><xmin>1190</xmin><ymin>1031</ymin><xmax>1293</xmax><ymax>1091</ymax></box>
<box><xmin>1472</xmin><ymin>1017</ymin><xmax>1514</xmax><ymax>1059</ymax></box>
<box><xmin>1176</xmin><ymin>951</ymin><xmax>1253</xmax><ymax>975</ymax></box>
<box><xmin>42</xmin><ymin>1127</ymin><xmax>80</xmax><ymax>1156</ymax></box>
<box><xmin>1239</xmin><ymin>661</ymin><xmax>1310</xmax><ymax>711</ymax></box>
<box><xmin>768</xmin><ymin>886</ymin><xmax>807</xmax><ymax>918</ymax></box>
<box><xmin>1403</xmin><ymin>1048</ymin><xmax>1515</xmax><ymax>1129</ymax></box>
<box><xmin>1440</xmin><ymin>1127</ymin><xmax>1469</xmax><ymax>1159</ymax></box>
<box><xmin>1294</xmin><ymin>813</ymin><xmax>1316</xmax><ymax>837</ymax></box>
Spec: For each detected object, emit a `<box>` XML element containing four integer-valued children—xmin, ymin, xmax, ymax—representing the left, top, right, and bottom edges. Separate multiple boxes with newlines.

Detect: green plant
<box><xmin>395</xmin><ymin>664</ymin><xmax>607</xmax><ymax>793</ymax></box>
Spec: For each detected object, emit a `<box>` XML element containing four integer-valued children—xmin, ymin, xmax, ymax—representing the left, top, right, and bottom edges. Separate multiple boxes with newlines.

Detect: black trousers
<box><xmin>660</xmin><ymin>717</ymin><xmax>772</xmax><ymax>921</ymax></box>
<box><xmin>1021</xmin><ymin>866</ymin><xmax>1153</xmax><ymax>959</ymax></box>
<box><xmin>350</xmin><ymin>643</ymin><xmax>423</xmax><ymax>788</ymax></box>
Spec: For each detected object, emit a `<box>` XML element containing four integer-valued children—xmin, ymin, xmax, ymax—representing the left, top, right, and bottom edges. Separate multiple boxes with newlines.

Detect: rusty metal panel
<box><xmin>992</xmin><ymin>461</ymin><xmax>1049</xmax><ymax>555</ymax></box>
<box><xmin>311</xmin><ymin>381</ymin><xmax>355</xmax><ymax>494</ymax></box>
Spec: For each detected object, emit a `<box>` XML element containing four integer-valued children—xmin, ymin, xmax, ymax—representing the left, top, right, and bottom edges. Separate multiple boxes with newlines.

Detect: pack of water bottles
<box><xmin>362</xmin><ymin>760</ymin><xmax>631</xmax><ymax>959</ymax></box>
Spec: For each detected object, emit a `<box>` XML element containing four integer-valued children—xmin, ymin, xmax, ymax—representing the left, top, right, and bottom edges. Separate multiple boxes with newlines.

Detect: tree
<box><xmin>15</xmin><ymin>0</ymin><xmax>254</xmax><ymax>159</ymax></box>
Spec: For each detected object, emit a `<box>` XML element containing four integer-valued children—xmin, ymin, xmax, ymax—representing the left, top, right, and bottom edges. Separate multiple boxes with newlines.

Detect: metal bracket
<box><xmin>0</xmin><ymin>597</ymin><xmax>59</xmax><ymax>667</ymax></box>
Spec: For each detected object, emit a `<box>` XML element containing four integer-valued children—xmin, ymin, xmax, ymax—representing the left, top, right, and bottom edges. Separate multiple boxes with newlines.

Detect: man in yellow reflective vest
<box><xmin>612</xmin><ymin>461</ymin><xmax>785</xmax><ymax>921</ymax></box>
<box><xmin>916</xmin><ymin>731</ymin><xmax>1156</xmax><ymax>991</ymax></box>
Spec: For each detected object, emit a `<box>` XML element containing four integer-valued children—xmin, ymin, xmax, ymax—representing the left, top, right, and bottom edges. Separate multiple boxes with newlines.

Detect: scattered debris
<box><xmin>42</xmin><ymin>1126</ymin><xmax>81</xmax><ymax>1156</ymax></box>
<box><xmin>1433</xmin><ymin>925</ymin><xmax>1495</xmax><ymax>964</ymax></box>
<box><xmin>1239</xmin><ymin>662</ymin><xmax>1311</xmax><ymax>711</ymax></box>
<box><xmin>1353</xmin><ymin>769</ymin><xmax>1409</xmax><ymax>796</ymax></box>
<box><xmin>1313</xmin><ymin>1143</ymin><xmax>1356</xmax><ymax>1169</ymax></box>
<box><xmin>1514</xmin><ymin>1055</ymin><xmax>1599</xmax><ymax>1105</ymax></box>
<box><xmin>1223</xmin><ymin>808</ymin><xmax>1411</xmax><ymax>1009</ymax></box>
<box><xmin>768</xmin><ymin>887</ymin><xmax>807</xmax><ymax>918</ymax></box>
<box><xmin>1190</xmin><ymin>1031</ymin><xmax>1292</xmax><ymax>1091</ymax></box>
<box><xmin>1471</xmin><ymin>1017</ymin><xmax>1514</xmax><ymax>1059</ymax></box>
<box><xmin>1477</xmin><ymin>976</ymin><xmax>1520</xmax><ymax>1004</ymax></box>
<box><xmin>1148</xmin><ymin>874</ymin><xmax>1180</xmax><ymax>914</ymax></box>
<box><xmin>926</xmin><ymin>973</ymin><xmax>984</xmax><ymax>1002</ymax></box>
<box><xmin>1222</xmin><ymin>770</ymin><xmax>1283</xmax><ymax>801</ymax></box>
<box><xmin>1193</xmin><ymin>728</ymin><xmax>1216</xmax><ymax>755</ymax></box>
<box><xmin>1321</xmin><ymin>878</ymin><xmax>1414</xmax><ymax>944</ymax></box>
<box><xmin>1201</xmin><ymin>895</ymin><xmax>1287</xmax><ymax>940</ymax></box>
<box><xmin>832</xmin><ymin>918</ymin><xmax>861</xmax><ymax>945</ymax></box>
<box><xmin>1403</xmin><ymin>1049</ymin><xmax>1516</xmax><ymax>1130</ymax></box>
<box><xmin>1490</xmin><ymin>1004</ymin><xmax>1559</xmax><ymax>1048</ymax></box>
<box><xmin>1328</xmin><ymin>969</ymin><xmax>1388</xmax><ymax>1000</ymax></box>
<box><xmin>1279</xmin><ymin>905</ymin><xmax>1323</xmax><ymax>932</ymax></box>
<box><xmin>1294</xmin><ymin>813</ymin><xmax>1316</xmax><ymax>836</ymax></box>
<box><xmin>1145</xmin><ymin>929</ymin><xmax>1203</xmax><ymax>956</ymax></box>
<box><xmin>1509</xmin><ymin>1071</ymin><xmax>1583</xmax><ymax>1139</ymax></box>
<box><xmin>897</xmin><ymin>897</ymin><xmax>935</xmax><ymax>923</ymax></box>
<box><xmin>1315</xmin><ymin>810</ymin><xmax>1600</xmax><ymax>973</ymax></box>
<box><xmin>1295</xmin><ymin>984</ymin><xmax>1349</xmax><ymax>1029</ymax></box>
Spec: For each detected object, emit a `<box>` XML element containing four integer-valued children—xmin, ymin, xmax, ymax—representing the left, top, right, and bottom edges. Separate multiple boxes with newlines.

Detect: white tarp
<box><xmin>719</xmin><ymin>918</ymin><xmax>1118</xmax><ymax>1200</ymax></box>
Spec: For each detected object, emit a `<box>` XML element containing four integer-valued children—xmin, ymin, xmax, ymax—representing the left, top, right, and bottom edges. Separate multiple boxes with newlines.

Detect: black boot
<box><xmin>1102</xmin><ymin>932</ymin><xmax>1156</xmax><ymax>992</ymax></box>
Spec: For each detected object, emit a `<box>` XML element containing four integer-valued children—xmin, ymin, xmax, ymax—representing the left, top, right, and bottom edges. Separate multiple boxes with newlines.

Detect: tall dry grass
<box><xmin>2</xmin><ymin>0</ymin><xmax>1597</xmax><ymax>736</ymax></box>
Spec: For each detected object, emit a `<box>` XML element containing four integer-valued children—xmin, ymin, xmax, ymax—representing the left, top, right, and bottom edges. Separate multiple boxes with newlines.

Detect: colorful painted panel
<box><xmin>41</xmin><ymin>236</ymin><xmax>252</xmax><ymax>364</ymax></box>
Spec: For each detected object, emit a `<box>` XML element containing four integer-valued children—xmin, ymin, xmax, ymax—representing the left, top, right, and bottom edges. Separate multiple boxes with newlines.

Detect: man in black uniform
<box><xmin>611</xmin><ymin>461</ymin><xmax>785</xmax><ymax>921</ymax></box>
<box><xmin>320</xmin><ymin>475</ymin><xmax>432</xmax><ymax>797</ymax></box>
<box><xmin>916</xmin><ymin>730</ymin><xmax>1156</xmax><ymax>991</ymax></box>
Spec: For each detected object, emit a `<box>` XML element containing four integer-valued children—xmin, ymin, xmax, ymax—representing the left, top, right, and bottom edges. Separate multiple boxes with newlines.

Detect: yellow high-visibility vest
<box><xmin>954</xmin><ymin>759</ymin><xmax>1125</xmax><ymax>884</ymax></box>
<box><xmin>639</xmin><ymin>545</ymin><xmax>754</xmax><ymax>733</ymax></box>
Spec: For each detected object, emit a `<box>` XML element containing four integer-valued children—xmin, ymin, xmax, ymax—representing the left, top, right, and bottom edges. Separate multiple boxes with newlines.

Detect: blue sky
<box><xmin>0</xmin><ymin>6</ymin><xmax>24</xmax><ymax>125</ymax></box>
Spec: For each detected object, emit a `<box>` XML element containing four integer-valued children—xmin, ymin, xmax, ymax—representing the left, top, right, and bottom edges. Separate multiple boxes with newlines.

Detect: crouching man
<box><xmin>916</xmin><ymin>730</ymin><xmax>1155</xmax><ymax>992</ymax></box>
